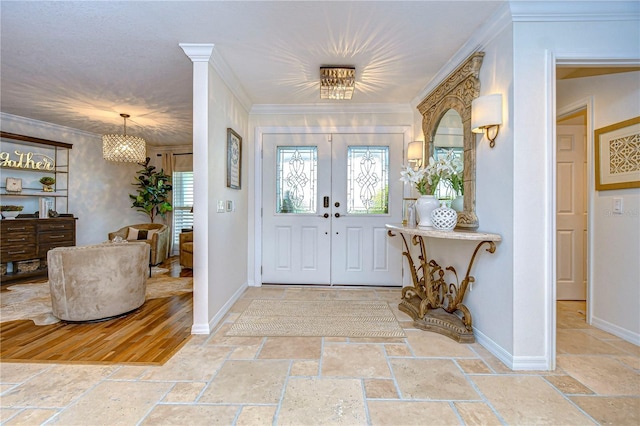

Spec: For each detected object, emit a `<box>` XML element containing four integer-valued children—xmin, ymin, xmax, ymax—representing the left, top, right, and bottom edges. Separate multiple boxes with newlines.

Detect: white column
<box><xmin>179</xmin><ymin>43</ymin><xmax>214</xmax><ymax>334</ymax></box>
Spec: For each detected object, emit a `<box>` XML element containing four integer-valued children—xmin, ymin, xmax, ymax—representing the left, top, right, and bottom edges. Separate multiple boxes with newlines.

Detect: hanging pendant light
<box><xmin>102</xmin><ymin>113</ymin><xmax>146</xmax><ymax>162</ymax></box>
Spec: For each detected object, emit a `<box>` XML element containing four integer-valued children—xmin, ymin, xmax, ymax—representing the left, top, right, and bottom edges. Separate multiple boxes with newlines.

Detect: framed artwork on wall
<box><xmin>595</xmin><ymin>116</ymin><xmax>640</xmax><ymax>191</ymax></box>
<box><xmin>226</xmin><ymin>128</ymin><xmax>242</xmax><ymax>190</ymax></box>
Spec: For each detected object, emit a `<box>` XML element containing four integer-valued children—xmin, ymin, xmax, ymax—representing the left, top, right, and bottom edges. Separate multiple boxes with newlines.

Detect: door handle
<box><xmin>323</xmin><ymin>196</ymin><xmax>330</xmax><ymax>208</ymax></box>
<box><xmin>334</xmin><ymin>202</ymin><xmax>340</xmax><ymax>208</ymax></box>
<box><xmin>334</xmin><ymin>213</ymin><xmax>341</xmax><ymax>218</ymax></box>
<box><xmin>322</xmin><ymin>213</ymin><xmax>329</xmax><ymax>218</ymax></box>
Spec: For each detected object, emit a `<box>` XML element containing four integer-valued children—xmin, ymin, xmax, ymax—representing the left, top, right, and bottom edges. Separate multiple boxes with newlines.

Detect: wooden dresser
<box><xmin>1</xmin><ymin>217</ymin><xmax>76</xmax><ymax>283</ymax></box>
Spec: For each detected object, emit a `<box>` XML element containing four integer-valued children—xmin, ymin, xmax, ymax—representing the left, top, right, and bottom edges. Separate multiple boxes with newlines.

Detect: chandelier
<box><xmin>320</xmin><ymin>67</ymin><xmax>355</xmax><ymax>100</ymax></box>
<box><xmin>102</xmin><ymin>113</ymin><xmax>146</xmax><ymax>162</ymax></box>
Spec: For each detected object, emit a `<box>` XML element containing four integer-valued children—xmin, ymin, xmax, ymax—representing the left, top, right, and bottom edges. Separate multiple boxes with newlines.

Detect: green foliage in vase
<box><xmin>39</xmin><ymin>176</ymin><xmax>55</xmax><ymax>186</ymax></box>
<box><xmin>130</xmin><ymin>157</ymin><xmax>173</xmax><ymax>223</ymax></box>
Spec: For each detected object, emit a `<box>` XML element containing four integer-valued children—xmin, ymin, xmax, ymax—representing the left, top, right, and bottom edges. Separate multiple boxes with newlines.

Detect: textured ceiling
<box><xmin>0</xmin><ymin>1</ymin><xmax>505</xmax><ymax>146</ymax></box>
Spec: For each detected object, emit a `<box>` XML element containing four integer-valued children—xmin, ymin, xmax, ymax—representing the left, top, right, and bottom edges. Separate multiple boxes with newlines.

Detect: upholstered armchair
<box><xmin>108</xmin><ymin>223</ymin><xmax>170</xmax><ymax>265</ymax></box>
<box><xmin>48</xmin><ymin>242</ymin><xmax>149</xmax><ymax>321</ymax></box>
<box><xmin>179</xmin><ymin>231</ymin><xmax>193</xmax><ymax>269</ymax></box>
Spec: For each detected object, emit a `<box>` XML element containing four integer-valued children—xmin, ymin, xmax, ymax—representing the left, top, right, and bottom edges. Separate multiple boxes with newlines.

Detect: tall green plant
<box><xmin>130</xmin><ymin>157</ymin><xmax>173</xmax><ymax>223</ymax></box>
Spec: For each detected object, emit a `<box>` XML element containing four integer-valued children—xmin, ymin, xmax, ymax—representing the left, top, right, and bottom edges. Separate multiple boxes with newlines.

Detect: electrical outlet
<box><xmin>613</xmin><ymin>197</ymin><xmax>623</xmax><ymax>214</ymax></box>
<box><xmin>217</xmin><ymin>200</ymin><xmax>225</xmax><ymax>213</ymax></box>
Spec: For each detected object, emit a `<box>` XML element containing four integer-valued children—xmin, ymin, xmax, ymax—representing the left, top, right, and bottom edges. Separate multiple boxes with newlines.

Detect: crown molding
<box><xmin>208</xmin><ymin>48</ymin><xmax>253</xmax><ymax>113</ymax></box>
<box><xmin>411</xmin><ymin>3</ymin><xmax>512</xmax><ymax>108</ymax></box>
<box><xmin>249</xmin><ymin>103</ymin><xmax>413</xmax><ymax>115</ymax></box>
<box><xmin>510</xmin><ymin>0</ymin><xmax>640</xmax><ymax>22</ymax></box>
<box><xmin>179</xmin><ymin>43</ymin><xmax>253</xmax><ymax>113</ymax></box>
<box><xmin>411</xmin><ymin>0</ymin><xmax>640</xmax><ymax>108</ymax></box>
<box><xmin>0</xmin><ymin>112</ymin><xmax>98</xmax><ymax>139</ymax></box>
<box><xmin>179</xmin><ymin>43</ymin><xmax>215</xmax><ymax>62</ymax></box>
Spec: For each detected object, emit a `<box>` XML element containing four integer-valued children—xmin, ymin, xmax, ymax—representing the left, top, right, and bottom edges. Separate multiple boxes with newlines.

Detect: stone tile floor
<box><xmin>1</xmin><ymin>286</ymin><xmax>638</xmax><ymax>425</ymax></box>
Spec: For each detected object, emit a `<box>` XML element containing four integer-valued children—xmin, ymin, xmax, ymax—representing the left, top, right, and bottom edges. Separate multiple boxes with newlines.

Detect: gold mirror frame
<box><xmin>417</xmin><ymin>52</ymin><xmax>484</xmax><ymax>229</ymax></box>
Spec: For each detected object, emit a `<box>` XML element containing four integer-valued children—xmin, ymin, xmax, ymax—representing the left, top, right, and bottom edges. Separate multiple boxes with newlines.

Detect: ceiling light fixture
<box><xmin>102</xmin><ymin>113</ymin><xmax>146</xmax><ymax>162</ymax></box>
<box><xmin>320</xmin><ymin>66</ymin><xmax>355</xmax><ymax>100</ymax></box>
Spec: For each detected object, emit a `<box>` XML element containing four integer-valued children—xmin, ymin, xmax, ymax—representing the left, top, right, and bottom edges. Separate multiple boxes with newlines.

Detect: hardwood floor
<box><xmin>0</xmin><ymin>257</ymin><xmax>193</xmax><ymax>365</ymax></box>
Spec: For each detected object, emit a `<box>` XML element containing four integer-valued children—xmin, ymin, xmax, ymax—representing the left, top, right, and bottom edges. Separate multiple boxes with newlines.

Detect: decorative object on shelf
<box><xmin>39</xmin><ymin>176</ymin><xmax>55</xmax><ymax>192</ymax></box>
<box><xmin>1</xmin><ymin>205</ymin><xmax>23</xmax><ymax>219</ymax></box>
<box><xmin>431</xmin><ymin>202</ymin><xmax>458</xmax><ymax>231</ymax></box>
<box><xmin>320</xmin><ymin>66</ymin><xmax>355</xmax><ymax>100</ymax></box>
<box><xmin>402</xmin><ymin>198</ymin><xmax>417</xmax><ymax>226</ymax></box>
<box><xmin>130</xmin><ymin>157</ymin><xmax>173</xmax><ymax>223</ymax></box>
<box><xmin>471</xmin><ymin>94</ymin><xmax>503</xmax><ymax>148</ymax></box>
<box><xmin>39</xmin><ymin>197</ymin><xmax>54</xmax><ymax>219</ymax></box>
<box><xmin>5</xmin><ymin>177</ymin><xmax>22</xmax><ymax>193</ymax></box>
<box><xmin>401</xmin><ymin>150</ymin><xmax>462</xmax><ymax>228</ymax></box>
<box><xmin>414</xmin><ymin>195</ymin><xmax>440</xmax><ymax>227</ymax></box>
<box><xmin>103</xmin><ymin>113</ymin><xmax>146</xmax><ymax>163</ymax></box>
<box><xmin>226</xmin><ymin>128</ymin><xmax>242</xmax><ymax>189</ymax></box>
<box><xmin>451</xmin><ymin>195</ymin><xmax>464</xmax><ymax>212</ymax></box>
<box><xmin>401</xmin><ymin>151</ymin><xmax>461</xmax><ymax>197</ymax></box>
<box><xmin>594</xmin><ymin>116</ymin><xmax>640</xmax><ymax>190</ymax></box>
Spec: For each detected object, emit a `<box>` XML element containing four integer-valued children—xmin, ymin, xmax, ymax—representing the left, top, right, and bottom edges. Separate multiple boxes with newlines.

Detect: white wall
<box><xmin>511</xmin><ymin>16</ymin><xmax>639</xmax><ymax>367</ymax></box>
<box><xmin>557</xmin><ymin>71</ymin><xmax>640</xmax><ymax>343</ymax></box>
<box><xmin>410</xmin><ymin>24</ymin><xmax>516</xmax><ymax>362</ymax></box>
<box><xmin>205</xmin><ymin>65</ymin><xmax>249</xmax><ymax>329</ymax></box>
<box><xmin>0</xmin><ymin>112</ymin><xmax>148</xmax><ymax>245</ymax></box>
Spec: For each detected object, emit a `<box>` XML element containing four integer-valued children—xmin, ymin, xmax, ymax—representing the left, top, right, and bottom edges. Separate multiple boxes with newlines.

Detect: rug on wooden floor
<box><xmin>0</xmin><ymin>275</ymin><xmax>192</xmax><ymax>326</ymax></box>
<box><xmin>227</xmin><ymin>299</ymin><xmax>406</xmax><ymax>338</ymax></box>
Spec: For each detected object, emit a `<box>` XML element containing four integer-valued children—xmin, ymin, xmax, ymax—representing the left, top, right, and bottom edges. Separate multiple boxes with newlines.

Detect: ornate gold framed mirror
<box><xmin>417</xmin><ymin>52</ymin><xmax>484</xmax><ymax>229</ymax></box>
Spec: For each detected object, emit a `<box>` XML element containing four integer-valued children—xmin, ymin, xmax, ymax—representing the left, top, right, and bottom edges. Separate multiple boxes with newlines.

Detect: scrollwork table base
<box><xmin>386</xmin><ymin>224</ymin><xmax>501</xmax><ymax>343</ymax></box>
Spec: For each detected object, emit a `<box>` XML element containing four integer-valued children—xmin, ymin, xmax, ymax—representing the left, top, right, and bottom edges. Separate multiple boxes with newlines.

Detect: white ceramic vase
<box><xmin>414</xmin><ymin>195</ymin><xmax>440</xmax><ymax>227</ymax></box>
<box><xmin>431</xmin><ymin>202</ymin><xmax>458</xmax><ymax>231</ymax></box>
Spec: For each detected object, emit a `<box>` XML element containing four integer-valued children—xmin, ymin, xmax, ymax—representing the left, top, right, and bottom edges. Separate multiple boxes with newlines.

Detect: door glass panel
<box><xmin>347</xmin><ymin>146</ymin><xmax>389</xmax><ymax>214</ymax></box>
<box><xmin>276</xmin><ymin>146</ymin><xmax>317</xmax><ymax>214</ymax></box>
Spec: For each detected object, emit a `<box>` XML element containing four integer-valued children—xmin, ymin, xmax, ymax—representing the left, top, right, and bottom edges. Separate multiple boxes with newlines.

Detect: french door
<box><xmin>261</xmin><ymin>132</ymin><xmax>403</xmax><ymax>286</ymax></box>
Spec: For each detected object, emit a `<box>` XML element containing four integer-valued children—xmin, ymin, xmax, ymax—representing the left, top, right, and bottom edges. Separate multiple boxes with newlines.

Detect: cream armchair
<box><xmin>179</xmin><ymin>231</ymin><xmax>193</xmax><ymax>269</ymax></box>
<box><xmin>108</xmin><ymin>223</ymin><xmax>170</xmax><ymax>265</ymax></box>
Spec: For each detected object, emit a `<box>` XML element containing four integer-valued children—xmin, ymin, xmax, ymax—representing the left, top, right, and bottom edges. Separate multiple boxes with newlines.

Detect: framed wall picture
<box><xmin>595</xmin><ymin>116</ymin><xmax>640</xmax><ymax>191</ymax></box>
<box><xmin>226</xmin><ymin>128</ymin><xmax>242</xmax><ymax>189</ymax></box>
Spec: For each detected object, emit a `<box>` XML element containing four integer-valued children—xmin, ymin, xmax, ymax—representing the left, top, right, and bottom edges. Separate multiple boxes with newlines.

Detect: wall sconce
<box><xmin>407</xmin><ymin>141</ymin><xmax>423</xmax><ymax>168</ymax></box>
<box><xmin>471</xmin><ymin>94</ymin><xmax>502</xmax><ymax>148</ymax></box>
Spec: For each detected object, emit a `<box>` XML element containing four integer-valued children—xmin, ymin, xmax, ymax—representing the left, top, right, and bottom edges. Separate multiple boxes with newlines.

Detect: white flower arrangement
<box><xmin>400</xmin><ymin>150</ymin><xmax>463</xmax><ymax>196</ymax></box>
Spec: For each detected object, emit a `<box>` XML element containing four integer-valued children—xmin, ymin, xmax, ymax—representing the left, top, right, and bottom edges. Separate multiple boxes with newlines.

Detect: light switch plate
<box><xmin>613</xmin><ymin>197</ymin><xmax>623</xmax><ymax>214</ymax></box>
<box><xmin>217</xmin><ymin>200</ymin><xmax>225</xmax><ymax>213</ymax></box>
<box><xmin>226</xmin><ymin>200</ymin><xmax>234</xmax><ymax>212</ymax></box>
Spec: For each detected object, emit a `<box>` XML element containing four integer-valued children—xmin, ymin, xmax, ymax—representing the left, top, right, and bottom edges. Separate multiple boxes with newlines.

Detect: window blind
<box><xmin>172</xmin><ymin>171</ymin><xmax>194</xmax><ymax>251</ymax></box>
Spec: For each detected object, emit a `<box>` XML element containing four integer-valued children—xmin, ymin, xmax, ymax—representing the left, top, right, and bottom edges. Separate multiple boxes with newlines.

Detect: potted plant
<box><xmin>39</xmin><ymin>176</ymin><xmax>56</xmax><ymax>192</ymax></box>
<box><xmin>1</xmin><ymin>205</ymin><xmax>24</xmax><ymax>219</ymax></box>
<box><xmin>130</xmin><ymin>157</ymin><xmax>173</xmax><ymax>223</ymax></box>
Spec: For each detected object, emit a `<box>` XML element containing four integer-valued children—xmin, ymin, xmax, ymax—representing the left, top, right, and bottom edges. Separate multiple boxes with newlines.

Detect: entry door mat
<box><xmin>227</xmin><ymin>299</ymin><xmax>406</xmax><ymax>338</ymax></box>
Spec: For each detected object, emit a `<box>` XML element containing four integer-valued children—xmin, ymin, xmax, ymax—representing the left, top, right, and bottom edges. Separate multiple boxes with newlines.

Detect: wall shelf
<box><xmin>1</xmin><ymin>132</ymin><xmax>75</xmax><ymax>284</ymax></box>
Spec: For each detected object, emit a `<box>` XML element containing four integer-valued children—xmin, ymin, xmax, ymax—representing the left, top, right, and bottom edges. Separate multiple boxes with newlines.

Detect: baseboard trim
<box><xmin>197</xmin><ymin>282</ymin><xmax>249</xmax><ymax>334</ymax></box>
<box><xmin>474</xmin><ymin>328</ymin><xmax>552</xmax><ymax>371</ymax></box>
<box><xmin>474</xmin><ymin>328</ymin><xmax>514</xmax><ymax>369</ymax></box>
<box><xmin>591</xmin><ymin>316</ymin><xmax>640</xmax><ymax>346</ymax></box>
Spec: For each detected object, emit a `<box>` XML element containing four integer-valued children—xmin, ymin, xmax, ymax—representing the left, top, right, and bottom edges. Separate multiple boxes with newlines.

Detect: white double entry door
<box><xmin>262</xmin><ymin>132</ymin><xmax>403</xmax><ymax>286</ymax></box>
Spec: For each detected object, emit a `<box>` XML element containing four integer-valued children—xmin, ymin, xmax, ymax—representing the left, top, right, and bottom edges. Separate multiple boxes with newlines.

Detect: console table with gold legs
<box><xmin>386</xmin><ymin>224</ymin><xmax>501</xmax><ymax>343</ymax></box>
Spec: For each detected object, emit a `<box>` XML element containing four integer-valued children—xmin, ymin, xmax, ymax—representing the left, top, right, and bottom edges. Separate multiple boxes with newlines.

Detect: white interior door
<box><xmin>261</xmin><ymin>132</ymin><xmax>403</xmax><ymax>286</ymax></box>
<box><xmin>556</xmin><ymin>124</ymin><xmax>587</xmax><ymax>300</ymax></box>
